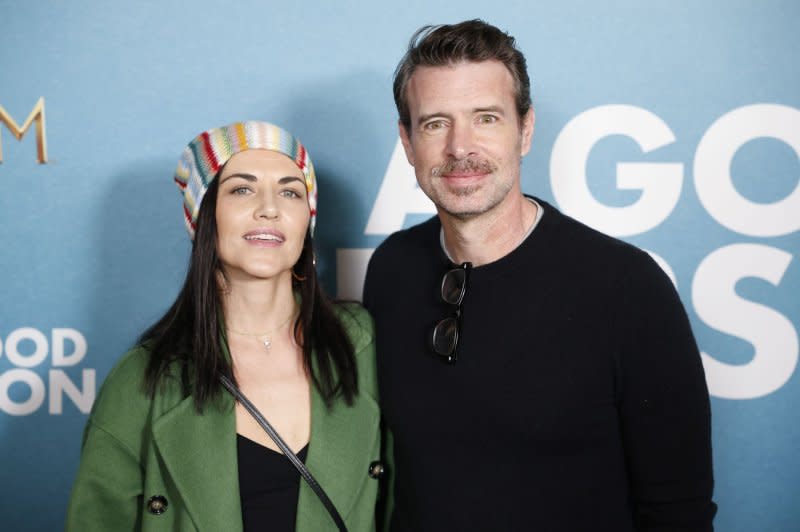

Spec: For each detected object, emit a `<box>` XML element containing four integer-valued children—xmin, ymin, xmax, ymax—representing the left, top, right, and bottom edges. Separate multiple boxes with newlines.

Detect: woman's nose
<box><xmin>255</xmin><ymin>195</ymin><xmax>279</xmax><ymax>220</ymax></box>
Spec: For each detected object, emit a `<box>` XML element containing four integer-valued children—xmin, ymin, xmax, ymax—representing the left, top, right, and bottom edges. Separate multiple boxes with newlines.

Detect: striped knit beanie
<box><xmin>174</xmin><ymin>121</ymin><xmax>318</xmax><ymax>239</ymax></box>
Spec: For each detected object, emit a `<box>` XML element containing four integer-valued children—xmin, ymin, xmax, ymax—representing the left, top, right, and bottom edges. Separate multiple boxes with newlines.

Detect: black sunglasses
<box><xmin>431</xmin><ymin>262</ymin><xmax>472</xmax><ymax>364</ymax></box>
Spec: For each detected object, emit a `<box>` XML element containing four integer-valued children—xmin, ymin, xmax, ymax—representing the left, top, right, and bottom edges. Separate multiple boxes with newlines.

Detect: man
<box><xmin>363</xmin><ymin>19</ymin><xmax>716</xmax><ymax>531</ymax></box>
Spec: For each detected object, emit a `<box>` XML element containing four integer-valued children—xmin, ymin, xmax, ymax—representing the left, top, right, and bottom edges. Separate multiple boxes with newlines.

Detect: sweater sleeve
<box><xmin>616</xmin><ymin>251</ymin><xmax>717</xmax><ymax>531</ymax></box>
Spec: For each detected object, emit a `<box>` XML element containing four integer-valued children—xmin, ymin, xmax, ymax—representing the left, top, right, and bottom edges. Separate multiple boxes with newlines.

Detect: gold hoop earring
<box><xmin>292</xmin><ymin>268</ymin><xmax>307</xmax><ymax>282</ymax></box>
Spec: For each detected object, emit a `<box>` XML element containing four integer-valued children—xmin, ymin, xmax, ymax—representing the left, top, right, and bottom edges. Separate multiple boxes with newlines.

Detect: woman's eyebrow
<box><xmin>278</xmin><ymin>176</ymin><xmax>305</xmax><ymax>185</ymax></box>
<box><xmin>219</xmin><ymin>172</ymin><xmax>257</xmax><ymax>184</ymax></box>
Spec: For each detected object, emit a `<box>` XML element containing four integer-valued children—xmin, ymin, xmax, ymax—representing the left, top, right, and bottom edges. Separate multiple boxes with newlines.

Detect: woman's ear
<box><xmin>216</xmin><ymin>269</ymin><xmax>231</xmax><ymax>295</ymax></box>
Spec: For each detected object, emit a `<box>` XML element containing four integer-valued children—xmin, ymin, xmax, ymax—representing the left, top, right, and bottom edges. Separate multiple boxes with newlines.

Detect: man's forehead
<box><xmin>410</xmin><ymin>59</ymin><xmax>512</xmax><ymax>80</ymax></box>
<box><xmin>406</xmin><ymin>60</ymin><xmax>516</xmax><ymax>112</ymax></box>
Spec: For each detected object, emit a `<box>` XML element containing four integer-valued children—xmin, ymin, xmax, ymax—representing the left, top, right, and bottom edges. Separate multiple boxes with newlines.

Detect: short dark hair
<box><xmin>393</xmin><ymin>19</ymin><xmax>532</xmax><ymax>131</ymax></box>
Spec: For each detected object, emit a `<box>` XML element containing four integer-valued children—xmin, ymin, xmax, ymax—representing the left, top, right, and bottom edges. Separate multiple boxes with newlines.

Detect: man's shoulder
<box><xmin>533</xmin><ymin>198</ymin><xmax>669</xmax><ymax>289</ymax></box>
<box><xmin>363</xmin><ymin>216</ymin><xmax>441</xmax><ymax>308</ymax></box>
<box><xmin>366</xmin><ymin>216</ymin><xmax>440</xmax><ymax>279</ymax></box>
<box><xmin>372</xmin><ymin>215</ymin><xmax>440</xmax><ymax>259</ymax></box>
<box><xmin>539</xmin><ymin>198</ymin><xmax>649</xmax><ymax>263</ymax></box>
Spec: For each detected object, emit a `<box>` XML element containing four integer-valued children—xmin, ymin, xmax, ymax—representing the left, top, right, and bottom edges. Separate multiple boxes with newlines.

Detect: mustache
<box><xmin>432</xmin><ymin>158</ymin><xmax>497</xmax><ymax>176</ymax></box>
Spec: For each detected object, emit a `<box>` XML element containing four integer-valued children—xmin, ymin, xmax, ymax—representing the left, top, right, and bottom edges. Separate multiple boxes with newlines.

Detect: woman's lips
<box><xmin>243</xmin><ymin>228</ymin><xmax>285</xmax><ymax>246</ymax></box>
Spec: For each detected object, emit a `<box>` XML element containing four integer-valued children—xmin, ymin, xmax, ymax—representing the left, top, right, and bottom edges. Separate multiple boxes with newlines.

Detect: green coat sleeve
<box><xmin>65</xmin><ymin>349</ymin><xmax>151</xmax><ymax>531</ymax></box>
<box><xmin>66</xmin><ymin>420</ymin><xmax>145</xmax><ymax>531</ymax></box>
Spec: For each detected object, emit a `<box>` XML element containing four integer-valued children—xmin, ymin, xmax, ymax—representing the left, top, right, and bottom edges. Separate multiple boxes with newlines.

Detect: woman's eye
<box><xmin>232</xmin><ymin>186</ymin><xmax>251</xmax><ymax>195</ymax></box>
<box><xmin>280</xmin><ymin>189</ymin><xmax>302</xmax><ymax>199</ymax></box>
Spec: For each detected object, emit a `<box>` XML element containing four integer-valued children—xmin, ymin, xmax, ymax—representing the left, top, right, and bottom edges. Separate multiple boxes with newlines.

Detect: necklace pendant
<box><xmin>263</xmin><ymin>338</ymin><xmax>271</xmax><ymax>350</ymax></box>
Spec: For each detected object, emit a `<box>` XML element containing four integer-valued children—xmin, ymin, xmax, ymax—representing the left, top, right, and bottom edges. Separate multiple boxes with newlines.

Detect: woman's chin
<box><xmin>220</xmin><ymin>265</ymin><xmax>293</xmax><ymax>285</ymax></box>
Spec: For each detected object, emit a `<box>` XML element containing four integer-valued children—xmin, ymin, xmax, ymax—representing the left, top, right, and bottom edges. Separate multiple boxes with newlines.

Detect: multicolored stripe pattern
<box><xmin>173</xmin><ymin>121</ymin><xmax>318</xmax><ymax>239</ymax></box>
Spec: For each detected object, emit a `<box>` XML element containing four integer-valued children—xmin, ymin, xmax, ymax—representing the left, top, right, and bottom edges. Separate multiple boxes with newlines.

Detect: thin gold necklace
<box><xmin>226</xmin><ymin>310</ymin><xmax>297</xmax><ymax>351</ymax></box>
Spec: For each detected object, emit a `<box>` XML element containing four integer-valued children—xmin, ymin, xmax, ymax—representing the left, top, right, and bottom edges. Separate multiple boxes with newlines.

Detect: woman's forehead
<box><xmin>221</xmin><ymin>149</ymin><xmax>304</xmax><ymax>177</ymax></box>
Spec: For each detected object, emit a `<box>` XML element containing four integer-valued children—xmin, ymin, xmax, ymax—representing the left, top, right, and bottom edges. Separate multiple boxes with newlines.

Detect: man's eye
<box><xmin>424</xmin><ymin>120</ymin><xmax>445</xmax><ymax>131</ymax></box>
<box><xmin>479</xmin><ymin>115</ymin><xmax>498</xmax><ymax>124</ymax></box>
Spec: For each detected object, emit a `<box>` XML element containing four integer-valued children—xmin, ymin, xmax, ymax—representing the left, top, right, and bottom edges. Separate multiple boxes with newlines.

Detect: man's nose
<box><xmin>446</xmin><ymin>121</ymin><xmax>477</xmax><ymax>160</ymax></box>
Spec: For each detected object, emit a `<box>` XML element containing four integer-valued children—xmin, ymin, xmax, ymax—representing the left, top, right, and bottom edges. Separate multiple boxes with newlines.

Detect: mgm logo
<box><xmin>0</xmin><ymin>97</ymin><xmax>48</xmax><ymax>163</ymax></box>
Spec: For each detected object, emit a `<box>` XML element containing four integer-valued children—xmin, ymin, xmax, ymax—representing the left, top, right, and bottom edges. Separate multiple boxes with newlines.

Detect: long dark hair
<box><xmin>141</xmin><ymin>177</ymin><xmax>357</xmax><ymax>411</ymax></box>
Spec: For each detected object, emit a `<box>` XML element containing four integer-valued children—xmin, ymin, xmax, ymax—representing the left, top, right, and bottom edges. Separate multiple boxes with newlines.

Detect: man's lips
<box><xmin>434</xmin><ymin>159</ymin><xmax>496</xmax><ymax>180</ymax></box>
<box><xmin>440</xmin><ymin>170</ymin><xmax>489</xmax><ymax>178</ymax></box>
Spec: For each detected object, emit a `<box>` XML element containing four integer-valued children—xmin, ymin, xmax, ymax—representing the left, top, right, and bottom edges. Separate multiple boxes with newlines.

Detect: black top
<box><xmin>363</xmin><ymin>198</ymin><xmax>716</xmax><ymax>531</ymax></box>
<box><xmin>237</xmin><ymin>434</ymin><xmax>308</xmax><ymax>532</ymax></box>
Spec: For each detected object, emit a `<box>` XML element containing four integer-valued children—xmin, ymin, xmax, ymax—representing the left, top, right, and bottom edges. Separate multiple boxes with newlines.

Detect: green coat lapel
<box><xmin>152</xmin><ymin>393</ymin><xmax>243</xmax><ymax>532</ymax></box>
<box><xmin>297</xmin><ymin>373</ymin><xmax>381</xmax><ymax>531</ymax></box>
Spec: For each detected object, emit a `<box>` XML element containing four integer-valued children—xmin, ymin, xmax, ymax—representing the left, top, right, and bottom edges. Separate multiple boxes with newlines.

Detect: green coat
<box><xmin>66</xmin><ymin>306</ymin><xmax>382</xmax><ymax>531</ymax></box>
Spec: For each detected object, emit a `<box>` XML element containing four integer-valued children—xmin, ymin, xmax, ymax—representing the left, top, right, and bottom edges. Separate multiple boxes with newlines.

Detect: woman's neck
<box><xmin>221</xmin><ymin>272</ymin><xmax>298</xmax><ymax>333</ymax></box>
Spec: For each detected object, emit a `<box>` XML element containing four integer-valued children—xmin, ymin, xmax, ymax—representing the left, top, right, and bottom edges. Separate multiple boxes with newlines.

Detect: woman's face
<box><xmin>215</xmin><ymin>149</ymin><xmax>310</xmax><ymax>284</ymax></box>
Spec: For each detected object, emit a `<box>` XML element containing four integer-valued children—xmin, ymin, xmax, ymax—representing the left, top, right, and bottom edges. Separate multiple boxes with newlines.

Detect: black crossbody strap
<box><xmin>219</xmin><ymin>374</ymin><xmax>348</xmax><ymax>532</ymax></box>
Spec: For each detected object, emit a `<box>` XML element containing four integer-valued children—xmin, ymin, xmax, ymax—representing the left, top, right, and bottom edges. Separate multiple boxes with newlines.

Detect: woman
<box><xmin>66</xmin><ymin>122</ymin><xmax>382</xmax><ymax>531</ymax></box>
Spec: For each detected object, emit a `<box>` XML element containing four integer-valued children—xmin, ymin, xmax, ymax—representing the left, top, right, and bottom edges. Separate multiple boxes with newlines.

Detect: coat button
<box><xmin>368</xmin><ymin>460</ymin><xmax>385</xmax><ymax>479</ymax></box>
<box><xmin>147</xmin><ymin>495</ymin><xmax>168</xmax><ymax>515</ymax></box>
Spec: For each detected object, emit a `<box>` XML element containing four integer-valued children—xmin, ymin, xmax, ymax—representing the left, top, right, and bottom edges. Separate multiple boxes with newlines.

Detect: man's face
<box><xmin>399</xmin><ymin>60</ymin><xmax>534</xmax><ymax>220</ymax></box>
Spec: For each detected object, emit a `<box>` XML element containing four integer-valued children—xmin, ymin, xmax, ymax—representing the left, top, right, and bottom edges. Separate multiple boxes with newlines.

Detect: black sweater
<box><xmin>364</xmin><ymin>198</ymin><xmax>716</xmax><ymax>531</ymax></box>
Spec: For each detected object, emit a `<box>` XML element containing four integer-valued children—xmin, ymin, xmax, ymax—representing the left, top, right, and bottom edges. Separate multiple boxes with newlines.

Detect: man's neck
<box><xmin>440</xmin><ymin>194</ymin><xmax>538</xmax><ymax>267</ymax></box>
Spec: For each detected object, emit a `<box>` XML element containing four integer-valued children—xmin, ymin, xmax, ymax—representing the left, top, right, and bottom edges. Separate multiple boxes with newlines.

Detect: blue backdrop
<box><xmin>1</xmin><ymin>1</ymin><xmax>798</xmax><ymax>530</ymax></box>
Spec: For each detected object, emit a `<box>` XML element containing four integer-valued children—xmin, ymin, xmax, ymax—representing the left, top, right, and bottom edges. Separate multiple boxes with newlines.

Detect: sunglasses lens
<box><xmin>432</xmin><ymin>316</ymin><xmax>458</xmax><ymax>356</ymax></box>
<box><xmin>441</xmin><ymin>268</ymin><xmax>467</xmax><ymax>305</ymax></box>
<box><xmin>432</xmin><ymin>263</ymin><xmax>469</xmax><ymax>364</ymax></box>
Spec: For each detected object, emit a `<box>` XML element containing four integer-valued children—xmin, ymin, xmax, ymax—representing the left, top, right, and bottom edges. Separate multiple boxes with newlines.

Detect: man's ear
<box><xmin>398</xmin><ymin>120</ymin><xmax>415</xmax><ymax>166</ymax></box>
<box><xmin>520</xmin><ymin>107</ymin><xmax>535</xmax><ymax>157</ymax></box>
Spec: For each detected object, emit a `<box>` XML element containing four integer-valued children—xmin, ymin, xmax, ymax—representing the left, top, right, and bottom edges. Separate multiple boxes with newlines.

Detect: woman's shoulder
<box><xmin>331</xmin><ymin>302</ymin><xmax>378</xmax><ymax>398</ymax></box>
<box><xmin>92</xmin><ymin>346</ymin><xmax>150</xmax><ymax>410</ymax></box>
<box><xmin>78</xmin><ymin>347</ymin><xmax>153</xmax><ymax>451</ymax></box>
<box><xmin>88</xmin><ymin>346</ymin><xmax>183</xmax><ymax>436</ymax></box>
<box><xmin>332</xmin><ymin>301</ymin><xmax>374</xmax><ymax>352</ymax></box>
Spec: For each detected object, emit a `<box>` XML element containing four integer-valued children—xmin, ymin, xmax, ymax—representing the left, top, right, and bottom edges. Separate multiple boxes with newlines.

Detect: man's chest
<box><xmin>376</xmin><ymin>271</ymin><xmax>622</xmax><ymax>451</ymax></box>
